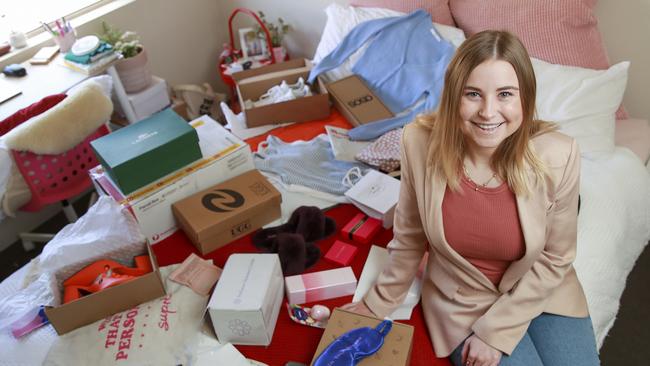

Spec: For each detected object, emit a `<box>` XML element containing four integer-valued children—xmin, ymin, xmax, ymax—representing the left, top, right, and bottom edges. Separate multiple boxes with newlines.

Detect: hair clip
<box><xmin>287</xmin><ymin>303</ymin><xmax>330</xmax><ymax>329</ymax></box>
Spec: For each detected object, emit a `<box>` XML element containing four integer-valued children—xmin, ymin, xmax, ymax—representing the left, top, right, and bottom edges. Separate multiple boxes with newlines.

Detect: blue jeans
<box><xmin>450</xmin><ymin>313</ymin><xmax>600</xmax><ymax>366</ymax></box>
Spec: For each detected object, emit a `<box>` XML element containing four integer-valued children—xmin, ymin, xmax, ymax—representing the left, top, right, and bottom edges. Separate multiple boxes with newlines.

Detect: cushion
<box><xmin>0</xmin><ymin>94</ymin><xmax>67</xmax><ymax>136</ymax></box>
<box><xmin>3</xmin><ymin>81</ymin><xmax>112</xmax><ymax>154</ymax></box>
<box><xmin>533</xmin><ymin>58</ymin><xmax>629</xmax><ymax>156</ymax></box>
<box><xmin>614</xmin><ymin>119</ymin><xmax>650</xmax><ymax>163</ymax></box>
<box><xmin>350</xmin><ymin>0</ymin><xmax>455</xmax><ymax>26</ymax></box>
<box><xmin>313</xmin><ymin>3</ymin><xmax>465</xmax><ymax>82</ymax></box>
<box><xmin>449</xmin><ymin>0</ymin><xmax>628</xmax><ymax>120</ymax></box>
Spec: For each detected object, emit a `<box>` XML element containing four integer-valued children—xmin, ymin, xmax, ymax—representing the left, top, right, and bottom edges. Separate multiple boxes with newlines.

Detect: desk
<box><xmin>0</xmin><ymin>54</ymin><xmax>138</xmax><ymax>123</ymax></box>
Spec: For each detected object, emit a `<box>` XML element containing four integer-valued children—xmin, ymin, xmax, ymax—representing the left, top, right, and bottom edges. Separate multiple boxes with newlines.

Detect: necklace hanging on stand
<box><xmin>463</xmin><ymin>164</ymin><xmax>497</xmax><ymax>191</ymax></box>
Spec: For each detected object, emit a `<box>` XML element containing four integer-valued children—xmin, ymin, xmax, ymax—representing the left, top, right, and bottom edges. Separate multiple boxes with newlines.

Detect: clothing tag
<box><xmin>169</xmin><ymin>253</ymin><xmax>222</xmax><ymax>296</ymax></box>
<box><xmin>430</xmin><ymin>28</ymin><xmax>441</xmax><ymax>42</ymax></box>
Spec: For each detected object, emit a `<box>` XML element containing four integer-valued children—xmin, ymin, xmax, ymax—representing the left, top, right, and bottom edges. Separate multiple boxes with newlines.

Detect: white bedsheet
<box><xmin>0</xmin><ymin>149</ymin><xmax>648</xmax><ymax>364</ymax></box>
<box><xmin>574</xmin><ymin>147</ymin><xmax>650</xmax><ymax>348</ymax></box>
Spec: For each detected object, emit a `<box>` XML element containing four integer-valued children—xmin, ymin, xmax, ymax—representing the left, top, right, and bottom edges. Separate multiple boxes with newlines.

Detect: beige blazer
<box><xmin>363</xmin><ymin>123</ymin><xmax>589</xmax><ymax>357</ymax></box>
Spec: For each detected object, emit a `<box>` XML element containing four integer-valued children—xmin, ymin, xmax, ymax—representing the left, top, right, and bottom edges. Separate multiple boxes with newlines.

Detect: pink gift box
<box><xmin>285</xmin><ymin>267</ymin><xmax>357</xmax><ymax>304</ymax></box>
<box><xmin>324</xmin><ymin>240</ymin><xmax>358</xmax><ymax>266</ymax></box>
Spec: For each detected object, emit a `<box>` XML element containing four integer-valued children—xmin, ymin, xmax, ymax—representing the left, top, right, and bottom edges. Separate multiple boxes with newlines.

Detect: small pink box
<box><xmin>341</xmin><ymin>213</ymin><xmax>382</xmax><ymax>244</ymax></box>
<box><xmin>285</xmin><ymin>267</ymin><xmax>357</xmax><ymax>304</ymax></box>
<box><xmin>324</xmin><ymin>240</ymin><xmax>358</xmax><ymax>266</ymax></box>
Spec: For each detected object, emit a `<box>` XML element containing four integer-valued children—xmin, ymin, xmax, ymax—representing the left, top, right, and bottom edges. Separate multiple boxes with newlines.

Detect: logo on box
<box><xmin>347</xmin><ymin>94</ymin><xmax>373</xmax><ymax>108</ymax></box>
<box><xmin>231</xmin><ymin>220</ymin><xmax>252</xmax><ymax>236</ymax></box>
<box><xmin>202</xmin><ymin>189</ymin><xmax>245</xmax><ymax>212</ymax></box>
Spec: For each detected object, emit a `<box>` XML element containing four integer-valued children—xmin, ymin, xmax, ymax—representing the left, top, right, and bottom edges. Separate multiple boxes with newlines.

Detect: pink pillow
<box><xmin>350</xmin><ymin>0</ymin><xmax>455</xmax><ymax>26</ymax></box>
<box><xmin>449</xmin><ymin>0</ymin><xmax>628</xmax><ymax>119</ymax></box>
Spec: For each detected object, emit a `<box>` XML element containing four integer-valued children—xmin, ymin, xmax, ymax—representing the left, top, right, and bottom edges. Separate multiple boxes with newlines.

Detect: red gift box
<box><xmin>324</xmin><ymin>240</ymin><xmax>358</xmax><ymax>266</ymax></box>
<box><xmin>341</xmin><ymin>213</ymin><xmax>382</xmax><ymax>244</ymax></box>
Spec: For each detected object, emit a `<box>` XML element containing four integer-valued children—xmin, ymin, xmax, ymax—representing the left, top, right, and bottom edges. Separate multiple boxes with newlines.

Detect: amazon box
<box><xmin>172</xmin><ymin>170</ymin><xmax>281</xmax><ymax>254</ymax></box>
<box><xmin>311</xmin><ymin>308</ymin><xmax>414</xmax><ymax>366</ymax></box>
<box><xmin>326</xmin><ymin>75</ymin><xmax>394</xmax><ymax>127</ymax></box>
<box><xmin>232</xmin><ymin>58</ymin><xmax>330</xmax><ymax>127</ymax></box>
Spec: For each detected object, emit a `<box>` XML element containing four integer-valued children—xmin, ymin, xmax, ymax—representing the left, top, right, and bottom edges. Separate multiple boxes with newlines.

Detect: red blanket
<box><xmin>152</xmin><ymin>110</ymin><xmax>451</xmax><ymax>365</ymax></box>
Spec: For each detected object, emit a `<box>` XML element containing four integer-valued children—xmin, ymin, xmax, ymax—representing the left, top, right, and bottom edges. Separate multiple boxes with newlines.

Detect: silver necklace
<box><xmin>463</xmin><ymin>164</ymin><xmax>497</xmax><ymax>191</ymax></box>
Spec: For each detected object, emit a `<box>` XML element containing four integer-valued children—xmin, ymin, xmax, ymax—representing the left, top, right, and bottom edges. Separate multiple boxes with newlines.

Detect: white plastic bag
<box><xmin>44</xmin><ymin>265</ymin><xmax>209</xmax><ymax>366</ymax></box>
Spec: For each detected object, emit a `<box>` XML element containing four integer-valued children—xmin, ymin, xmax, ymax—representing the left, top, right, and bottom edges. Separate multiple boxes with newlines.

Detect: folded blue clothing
<box><xmin>254</xmin><ymin>134</ymin><xmax>368</xmax><ymax>196</ymax></box>
<box><xmin>309</xmin><ymin>10</ymin><xmax>454</xmax><ymax>140</ymax></box>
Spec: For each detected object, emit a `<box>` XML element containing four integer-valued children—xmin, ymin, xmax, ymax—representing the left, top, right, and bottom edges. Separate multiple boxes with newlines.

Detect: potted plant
<box><xmin>100</xmin><ymin>21</ymin><xmax>152</xmax><ymax>93</ymax></box>
<box><xmin>255</xmin><ymin>11</ymin><xmax>290</xmax><ymax>62</ymax></box>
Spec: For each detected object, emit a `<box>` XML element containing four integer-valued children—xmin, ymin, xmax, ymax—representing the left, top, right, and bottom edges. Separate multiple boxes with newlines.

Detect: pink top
<box><xmin>442</xmin><ymin>175</ymin><xmax>525</xmax><ymax>286</ymax></box>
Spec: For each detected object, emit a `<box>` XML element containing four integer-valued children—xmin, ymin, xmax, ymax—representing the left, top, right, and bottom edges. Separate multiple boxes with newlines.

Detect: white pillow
<box><xmin>313</xmin><ymin>3</ymin><xmax>466</xmax><ymax>82</ymax></box>
<box><xmin>533</xmin><ymin>58</ymin><xmax>629</xmax><ymax>156</ymax></box>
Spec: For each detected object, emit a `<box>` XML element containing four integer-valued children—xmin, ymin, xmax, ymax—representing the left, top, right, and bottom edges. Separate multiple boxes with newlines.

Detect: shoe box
<box><xmin>90</xmin><ymin>115</ymin><xmax>255</xmax><ymax>244</ymax></box>
<box><xmin>310</xmin><ymin>308</ymin><xmax>414</xmax><ymax>366</ymax></box>
<box><xmin>45</xmin><ymin>241</ymin><xmax>166</xmax><ymax>335</ymax></box>
<box><xmin>325</xmin><ymin>75</ymin><xmax>394</xmax><ymax>127</ymax></box>
<box><xmin>91</xmin><ymin>108</ymin><xmax>202</xmax><ymax>195</ymax></box>
<box><xmin>231</xmin><ymin>58</ymin><xmax>330</xmax><ymax>127</ymax></box>
<box><xmin>171</xmin><ymin>169</ymin><xmax>282</xmax><ymax>255</ymax></box>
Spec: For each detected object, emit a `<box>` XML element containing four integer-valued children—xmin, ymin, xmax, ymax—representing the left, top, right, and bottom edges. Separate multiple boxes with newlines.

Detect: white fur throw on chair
<box><xmin>4</xmin><ymin>81</ymin><xmax>113</xmax><ymax>154</ymax></box>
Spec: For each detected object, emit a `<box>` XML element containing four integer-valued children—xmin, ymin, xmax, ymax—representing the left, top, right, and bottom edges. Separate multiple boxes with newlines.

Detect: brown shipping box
<box><xmin>45</xmin><ymin>242</ymin><xmax>166</xmax><ymax>335</ymax></box>
<box><xmin>232</xmin><ymin>58</ymin><xmax>330</xmax><ymax>127</ymax></box>
<box><xmin>325</xmin><ymin>75</ymin><xmax>394</xmax><ymax>127</ymax></box>
<box><xmin>311</xmin><ymin>308</ymin><xmax>414</xmax><ymax>366</ymax></box>
<box><xmin>172</xmin><ymin>170</ymin><xmax>282</xmax><ymax>255</ymax></box>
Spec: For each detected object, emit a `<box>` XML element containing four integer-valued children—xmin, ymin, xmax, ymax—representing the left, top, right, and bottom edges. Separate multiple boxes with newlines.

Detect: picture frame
<box><xmin>238</xmin><ymin>27</ymin><xmax>268</xmax><ymax>60</ymax></box>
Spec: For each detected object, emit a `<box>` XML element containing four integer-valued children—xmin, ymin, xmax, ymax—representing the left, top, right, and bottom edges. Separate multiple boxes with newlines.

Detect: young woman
<box><xmin>342</xmin><ymin>30</ymin><xmax>600</xmax><ymax>366</ymax></box>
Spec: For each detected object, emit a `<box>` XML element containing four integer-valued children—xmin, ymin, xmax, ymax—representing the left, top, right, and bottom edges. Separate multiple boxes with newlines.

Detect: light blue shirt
<box><xmin>309</xmin><ymin>10</ymin><xmax>455</xmax><ymax>140</ymax></box>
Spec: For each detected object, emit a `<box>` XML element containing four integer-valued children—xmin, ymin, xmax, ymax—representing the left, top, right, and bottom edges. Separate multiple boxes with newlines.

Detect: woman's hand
<box><xmin>461</xmin><ymin>334</ymin><xmax>502</xmax><ymax>366</ymax></box>
<box><xmin>340</xmin><ymin>301</ymin><xmax>376</xmax><ymax>317</ymax></box>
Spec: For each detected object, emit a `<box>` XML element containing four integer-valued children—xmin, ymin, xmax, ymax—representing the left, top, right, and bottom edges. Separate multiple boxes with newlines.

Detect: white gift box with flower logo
<box><xmin>207</xmin><ymin>254</ymin><xmax>284</xmax><ymax>346</ymax></box>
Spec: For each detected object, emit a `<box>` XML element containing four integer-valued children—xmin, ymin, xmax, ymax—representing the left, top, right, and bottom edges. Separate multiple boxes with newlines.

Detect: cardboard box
<box><xmin>232</xmin><ymin>58</ymin><xmax>330</xmax><ymax>127</ymax></box>
<box><xmin>91</xmin><ymin>108</ymin><xmax>202</xmax><ymax>194</ymax></box>
<box><xmin>208</xmin><ymin>254</ymin><xmax>284</xmax><ymax>345</ymax></box>
<box><xmin>341</xmin><ymin>213</ymin><xmax>383</xmax><ymax>244</ymax></box>
<box><xmin>324</xmin><ymin>240</ymin><xmax>358</xmax><ymax>266</ymax></box>
<box><xmin>285</xmin><ymin>267</ymin><xmax>357</xmax><ymax>304</ymax></box>
<box><xmin>325</xmin><ymin>75</ymin><xmax>394</xmax><ymax>127</ymax></box>
<box><xmin>172</xmin><ymin>169</ymin><xmax>281</xmax><ymax>254</ymax></box>
<box><xmin>311</xmin><ymin>308</ymin><xmax>414</xmax><ymax>366</ymax></box>
<box><xmin>45</xmin><ymin>242</ymin><xmax>166</xmax><ymax>335</ymax></box>
<box><xmin>114</xmin><ymin>76</ymin><xmax>171</xmax><ymax>121</ymax></box>
<box><xmin>90</xmin><ymin>116</ymin><xmax>255</xmax><ymax>243</ymax></box>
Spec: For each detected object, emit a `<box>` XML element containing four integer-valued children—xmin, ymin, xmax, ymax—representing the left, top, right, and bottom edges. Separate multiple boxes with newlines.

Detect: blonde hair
<box><xmin>416</xmin><ymin>30</ymin><xmax>555</xmax><ymax>196</ymax></box>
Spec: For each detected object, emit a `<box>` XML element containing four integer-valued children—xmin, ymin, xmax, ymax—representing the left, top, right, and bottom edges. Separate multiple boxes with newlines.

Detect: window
<box><xmin>1</xmin><ymin>0</ymin><xmax>106</xmax><ymax>43</ymax></box>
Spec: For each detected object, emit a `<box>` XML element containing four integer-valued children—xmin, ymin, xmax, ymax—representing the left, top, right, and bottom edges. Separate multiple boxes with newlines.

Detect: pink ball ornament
<box><xmin>310</xmin><ymin>305</ymin><xmax>331</xmax><ymax>321</ymax></box>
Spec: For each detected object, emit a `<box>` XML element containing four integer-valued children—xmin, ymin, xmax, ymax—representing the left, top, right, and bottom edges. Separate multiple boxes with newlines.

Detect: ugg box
<box><xmin>172</xmin><ymin>169</ymin><xmax>281</xmax><ymax>254</ymax></box>
<box><xmin>325</xmin><ymin>75</ymin><xmax>394</xmax><ymax>127</ymax></box>
<box><xmin>310</xmin><ymin>308</ymin><xmax>414</xmax><ymax>366</ymax></box>
<box><xmin>90</xmin><ymin>116</ymin><xmax>255</xmax><ymax>244</ymax></box>
<box><xmin>285</xmin><ymin>267</ymin><xmax>357</xmax><ymax>305</ymax></box>
<box><xmin>45</xmin><ymin>242</ymin><xmax>165</xmax><ymax>335</ymax></box>
<box><xmin>91</xmin><ymin>108</ymin><xmax>201</xmax><ymax>194</ymax></box>
<box><xmin>208</xmin><ymin>254</ymin><xmax>284</xmax><ymax>345</ymax></box>
<box><xmin>232</xmin><ymin>58</ymin><xmax>330</xmax><ymax>127</ymax></box>
<box><xmin>341</xmin><ymin>213</ymin><xmax>383</xmax><ymax>244</ymax></box>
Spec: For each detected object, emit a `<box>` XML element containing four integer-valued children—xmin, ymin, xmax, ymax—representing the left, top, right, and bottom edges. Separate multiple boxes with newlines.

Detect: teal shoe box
<box><xmin>91</xmin><ymin>108</ymin><xmax>202</xmax><ymax>194</ymax></box>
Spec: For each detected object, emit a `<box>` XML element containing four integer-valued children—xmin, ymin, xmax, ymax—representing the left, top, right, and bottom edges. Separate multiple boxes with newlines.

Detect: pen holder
<box><xmin>53</xmin><ymin>30</ymin><xmax>76</xmax><ymax>53</ymax></box>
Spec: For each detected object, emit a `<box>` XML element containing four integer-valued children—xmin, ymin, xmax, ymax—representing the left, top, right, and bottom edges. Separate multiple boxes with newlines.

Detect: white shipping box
<box><xmin>352</xmin><ymin>245</ymin><xmax>426</xmax><ymax>320</ymax></box>
<box><xmin>208</xmin><ymin>254</ymin><xmax>284</xmax><ymax>346</ymax></box>
<box><xmin>90</xmin><ymin>116</ymin><xmax>255</xmax><ymax>243</ymax></box>
<box><xmin>114</xmin><ymin>76</ymin><xmax>171</xmax><ymax>121</ymax></box>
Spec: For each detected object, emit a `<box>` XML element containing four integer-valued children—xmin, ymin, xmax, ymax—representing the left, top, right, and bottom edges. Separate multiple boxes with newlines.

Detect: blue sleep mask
<box><xmin>314</xmin><ymin>319</ymin><xmax>393</xmax><ymax>366</ymax></box>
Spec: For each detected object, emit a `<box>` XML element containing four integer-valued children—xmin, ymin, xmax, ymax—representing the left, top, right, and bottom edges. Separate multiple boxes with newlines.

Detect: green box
<box><xmin>91</xmin><ymin>108</ymin><xmax>201</xmax><ymax>194</ymax></box>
